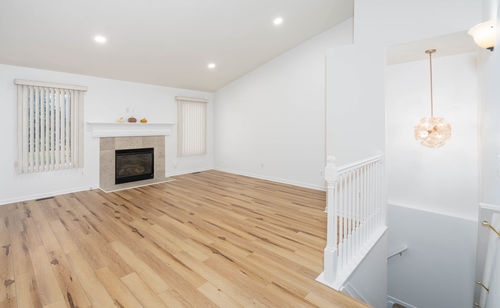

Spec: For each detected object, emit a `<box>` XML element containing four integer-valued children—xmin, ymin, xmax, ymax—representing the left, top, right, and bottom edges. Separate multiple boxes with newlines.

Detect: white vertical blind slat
<box><xmin>71</xmin><ymin>90</ymin><xmax>75</xmax><ymax>167</ymax></box>
<box><xmin>73</xmin><ymin>92</ymin><xmax>80</xmax><ymax>168</ymax></box>
<box><xmin>50</xmin><ymin>88</ymin><xmax>55</xmax><ymax>170</ymax></box>
<box><xmin>34</xmin><ymin>87</ymin><xmax>39</xmax><ymax>172</ymax></box>
<box><xmin>203</xmin><ymin>103</ymin><xmax>207</xmax><ymax>153</ymax></box>
<box><xmin>65</xmin><ymin>90</ymin><xmax>70</xmax><ymax>167</ymax></box>
<box><xmin>29</xmin><ymin>86</ymin><xmax>34</xmax><ymax>173</ymax></box>
<box><xmin>78</xmin><ymin>91</ymin><xmax>84</xmax><ymax>167</ymax></box>
<box><xmin>17</xmin><ymin>85</ymin><xmax>22</xmax><ymax>173</ymax></box>
<box><xmin>45</xmin><ymin>88</ymin><xmax>50</xmax><ymax>170</ymax></box>
<box><xmin>40</xmin><ymin>88</ymin><xmax>45</xmax><ymax>170</ymax></box>
<box><xmin>55</xmin><ymin>89</ymin><xmax>60</xmax><ymax>169</ymax></box>
<box><xmin>60</xmin><ymin>90</ymin><xmax>66</xmax><ymax>168</ymax></box>
<box><xmin>22</xmin><ymin>86</ymin><xmax>28</xmax><ymax>173</ymax></box>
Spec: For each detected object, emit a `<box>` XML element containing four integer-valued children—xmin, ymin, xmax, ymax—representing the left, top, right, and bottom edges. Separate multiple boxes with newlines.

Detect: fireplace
<box><xmin>115</xmin><ymin>148</ymin><xmax>154</xmax><ymax>184</ymax></box>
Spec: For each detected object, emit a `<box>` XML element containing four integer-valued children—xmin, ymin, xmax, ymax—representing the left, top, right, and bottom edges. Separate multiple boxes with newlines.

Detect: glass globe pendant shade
<box><xmin>468</xmin><ymin>20</ymin><xmax>496</xmax><ymax>51</ymax></box>
<box><xmin>414</xmin><ymin>117</ymin><xmax>451</xmax><ymax>148</ymax></box>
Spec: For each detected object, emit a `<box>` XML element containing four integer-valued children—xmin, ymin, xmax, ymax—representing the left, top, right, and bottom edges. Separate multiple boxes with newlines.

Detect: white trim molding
<box><xmin>387</xmin><ymin>295</ymin><xmax>418</xmax><ymax>308</ymax></box>
<box><xmin>0</xmin><ymin>186</ymin><xmax>91</xmax><ymax>206</ymax></box>
<box><xmin>480</xmin><ymin>202</ymin><xmax>500</xmax><ymax>212</ymax></box>
<box><xmin>14</xmin><ymin>79</ymin><xmax>88</xmax><ymax>91</ymax></box>
<box><xmin>341</xmin><ymin>284</ymin><xmax>369</xmax><ymax>304</ymax></box>
<box><xmin>166</xmin><ymin>167</ymin><xmax>214</xmax><ymax>178</ymax></box>
<box><xmin>87</xmin><ymin>122</ymin><xmax>175</xmax><ymax>138</ymax></box>
<box><xmin>175</xmin><ymin>96</ymin><xmax>209</xmax><ymax>103</ymax></box>
<box><xmin>214</xmin><ymin>167</ymin><xmax>326</xmax><ymax>191</ymax></box>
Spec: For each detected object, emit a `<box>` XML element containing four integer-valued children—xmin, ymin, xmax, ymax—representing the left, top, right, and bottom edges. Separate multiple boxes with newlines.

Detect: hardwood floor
<box><xmin>0</xmin><ymin>170</ymin><xmax>369</xmax><ymax>308</ymax></box>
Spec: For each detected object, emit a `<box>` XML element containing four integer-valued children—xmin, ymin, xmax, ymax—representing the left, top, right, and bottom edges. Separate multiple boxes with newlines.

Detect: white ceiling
<box><xmin>0</xmin><ymin>0</ymin><xmax>353</xmax><ymax>92</ymax></box>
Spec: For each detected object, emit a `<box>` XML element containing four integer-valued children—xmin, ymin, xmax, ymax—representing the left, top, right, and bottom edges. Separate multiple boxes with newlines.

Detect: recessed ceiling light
<box><xmin>207</xmin><ymin>63</ymin><xmax>216</xmax><ymax>69</ymax></box>
<box><xmin>273</xmin><ymin>17</ymin><xmax>283</xmax><ymax>26</ymax></box>
<box><xmin>94</xmin><ymin>35</ymin><xmax>107</xmax><ymax>44</ymax></box>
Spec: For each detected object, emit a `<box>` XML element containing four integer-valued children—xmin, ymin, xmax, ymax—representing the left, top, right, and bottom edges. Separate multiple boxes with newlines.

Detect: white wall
<box><xmin>326</xmin><ymin>44</ymin><xmax>385</xmax><ymax>165</ymax></box>
<box><xmin>385</xmin><ymin>53</ymin><xmax>479</xmax><ymax>307</ymax></box>
<box><xmin>343</xmin><ymin>232</ymin><xmax>388</xmax><ymax>308</ymax></box>
<box><xmin>354</xmin><ymin>0</ymin><xmax>482</xmax><ymax>46</ymax></box>
<box><xmin>0</xmin><ymin>64</ymin><xmax>214</xmax><ymax>204</ymax></box>
<box><xmin>345</xmin><ymin>1</ymin><xmax>483</xmax><ymax>306</ymax></box>
<box><xmin>387</xmin><ymin>204</ymin><xmax>476</xmax><ymax>308</ymax></box>
<box><xmin>213</xmin><ymin>19</ymin><xmax>353</xmax><ymax>190</ymax></box>
<box><xmin>478</xmin><ymin>0</ymin><xmax>500</xmax><ymax>205</ymax></box>
<box><xmin>327</xmin><ymin>0</ymin><xmax>481</xmax><ymax>170</ymax></box>
<box><xmin>386</xmin><ymin>53</ymin><xmax>479</xmax><ymax>220</ymax></box>
<box><xmin>474</xmin><ymin>0</ymin><xmax>500</xmax><ymax>304</ymax></box>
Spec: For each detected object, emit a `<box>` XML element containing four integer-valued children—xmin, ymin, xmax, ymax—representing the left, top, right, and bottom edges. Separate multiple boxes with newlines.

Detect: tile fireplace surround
<box><xmin>99</xmin><ymin>136</ymin><xmax>170</xmax><ymax>192</ymax></box>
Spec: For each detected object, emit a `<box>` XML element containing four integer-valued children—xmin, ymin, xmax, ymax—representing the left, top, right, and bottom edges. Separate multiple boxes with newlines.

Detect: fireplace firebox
<box><xmin>115</xmin><ymin>148</ymin><xmax>154</xmax><ymax>184</ymax></box>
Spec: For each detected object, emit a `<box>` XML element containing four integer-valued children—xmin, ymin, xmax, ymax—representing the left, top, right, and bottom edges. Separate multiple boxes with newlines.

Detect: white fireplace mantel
<box><xmin>87</xmin><ymin>122</ymin><xmax>176</xmax><ymax>138</ymax></box>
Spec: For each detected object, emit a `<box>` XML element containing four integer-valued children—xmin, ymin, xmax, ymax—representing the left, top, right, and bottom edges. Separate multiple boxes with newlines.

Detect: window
<box><xmin>176</xmin><ymin>96</ymin><xmax>208</xmax><ymax>157</ymax></box>
<box><xmin>15</xmin><ymin>79</ymin><xmax>87</xmax><ymax>173</ymax></box>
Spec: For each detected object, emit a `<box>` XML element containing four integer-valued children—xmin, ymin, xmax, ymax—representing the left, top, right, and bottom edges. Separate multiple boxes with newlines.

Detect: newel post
<box><xmin>323</xmin><ymin>155</ymin><xmax>338</xmax><ymax>283</ymax></box>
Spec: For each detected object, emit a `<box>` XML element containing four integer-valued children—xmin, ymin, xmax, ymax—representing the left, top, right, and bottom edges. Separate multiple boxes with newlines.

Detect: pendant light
<box><xmin>414</xmin><ymin>49</ymin><xmax>451</xmax><ymax>148</ymax></box>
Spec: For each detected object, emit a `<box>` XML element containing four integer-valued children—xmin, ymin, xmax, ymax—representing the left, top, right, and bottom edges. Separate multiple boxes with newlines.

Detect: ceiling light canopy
<box><xmin>94</xmin><ymin>35</ymin><xmax>107</xmax><ymax>44</ymax></box>
<box><xmin>468</xmin><ymin>20</ymin><xmax>496</xmax><ymax>51</ymax></box>
<box><xmin>414</xmin><ymin>49</ymin><xmax>451</xmax><ymax>148</ymax></box>
<box><xmin>273</xmin><ymin>17</ymin><xmax>283</xmax><ymax>26</ymax></box>
<box><xmin>207</xmin><ymin>63</ymin><xmax>216</xmax><ymax>69</ymax></box>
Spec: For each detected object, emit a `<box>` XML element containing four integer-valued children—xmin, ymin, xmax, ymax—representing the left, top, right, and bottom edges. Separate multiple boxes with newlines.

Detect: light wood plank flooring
<box><xmin>0</xmin><ymin>170</ymin><xmax>369</xmax><ymax>308</ymax></box>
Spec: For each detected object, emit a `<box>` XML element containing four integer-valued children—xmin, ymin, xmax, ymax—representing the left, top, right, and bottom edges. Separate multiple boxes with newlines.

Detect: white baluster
<box><xmin>356</xmin><ymin>168</ymin><xmax>360</xmax><ymax>254</ymax></box>
<box><xmin>321</xmin><ymin>153</ymin><xmax>386</xmax><ymax>288</ymax></box>
<box><xmin>323</xmin><ymin>155</ymin><xmax>338</xmax><ymax>284</ymax></box>
<box><xmin>378</xmin><ymin>161</ymin><xmax>382</xmax><ymax>228</ymax></box>
<box><xmin>362</xmin><ymin>166</ymin><xmax>368</xmax><ymax>247</ymax></box>
<box><xmin>381</xmin><ymin>157</ymin><xmax>386</xmax><ymax>226</ymax></box>
<box><xmin>368</xmin><ymin>163</ymin><xmax>375</xmax><ymax>235</ymax></box>
<box><xmin>347</xmin><ymin>171</ymin><xmax>351</xmax><ymax>262</ymax></box>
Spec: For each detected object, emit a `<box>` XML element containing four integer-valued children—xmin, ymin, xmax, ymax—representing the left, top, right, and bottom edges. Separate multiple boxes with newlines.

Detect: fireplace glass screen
<box><xmin>115</xmin><ymin>148</ymin><xmax>154</xmax><ymax>184</ymax></box>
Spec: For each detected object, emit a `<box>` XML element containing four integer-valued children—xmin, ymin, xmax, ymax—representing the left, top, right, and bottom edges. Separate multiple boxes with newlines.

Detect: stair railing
<box><xmin>322</xmin><ymin>153</ymin><xmax>386</xmax><ymax>288</ymax></box>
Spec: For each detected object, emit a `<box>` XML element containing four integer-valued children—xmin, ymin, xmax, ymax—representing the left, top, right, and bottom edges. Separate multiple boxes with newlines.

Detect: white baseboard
<box><xmin>99</xmin><ymin>178</ymin><xmax>176</xmax><ymax>193</ymax></box>
<box><xmin>214</xmin><ymin>166</ymin><xmax>326</xmax><ymax>191</ymax></box>
<box><xmin>165</xmin><ymin>167</ymin><xmax>213</xmax><ymax>177</ymax></box>
<box><xmin>387</xmin><ymin>295</ymin><xmax>418</xmax><ymax>308</ymax></box>
<box><xmin>0</xmin><ymin>166</ymin><xmax>320</xmax><ymax>205</ymax></box>
<box><xmin>341</xmin><ymin>283</ymin><xmax>369</xmax><ymax>304</ymax></box>
<box><xmin>0</xmin><ymin>186</ymin><xmax>92</xmax><ymax>205</ymax></box>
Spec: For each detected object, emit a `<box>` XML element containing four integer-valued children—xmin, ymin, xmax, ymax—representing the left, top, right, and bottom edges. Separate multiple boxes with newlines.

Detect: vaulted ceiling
<box><xmin>0</xmin><ymin>0</ymin><xmax>353</xmax><ymax>91</ymax></box>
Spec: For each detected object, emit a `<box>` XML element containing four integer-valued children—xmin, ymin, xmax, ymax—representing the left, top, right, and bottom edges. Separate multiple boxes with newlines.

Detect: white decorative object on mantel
<box><xmin>87</xmin><ymin>122</ymin><xmax>176</xmax><ymax>138</ymax></box>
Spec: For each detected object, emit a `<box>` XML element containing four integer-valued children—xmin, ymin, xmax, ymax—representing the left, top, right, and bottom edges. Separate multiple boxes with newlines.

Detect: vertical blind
<box><xmin>15</xmin><ymin>79</ymin><xmax>87</xmax><ymax>173</ymax></box>
<box><xmin>176</xmin><ymin>96</ymin><xmax>208</xmax><ymax>157</ymax></box>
